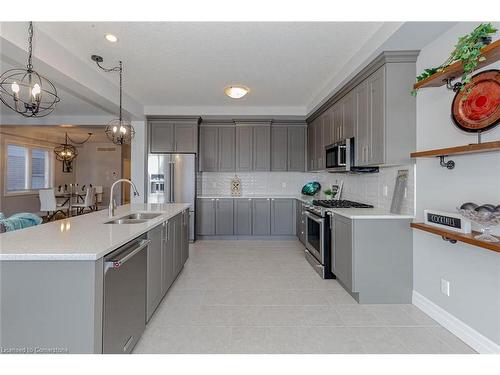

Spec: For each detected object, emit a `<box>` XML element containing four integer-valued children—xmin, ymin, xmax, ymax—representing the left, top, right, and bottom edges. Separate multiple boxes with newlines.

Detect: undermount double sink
<box><xmin>105</xmin><ymin>212</ymin><xmax>162</xmax><ymax>224</ymax></box>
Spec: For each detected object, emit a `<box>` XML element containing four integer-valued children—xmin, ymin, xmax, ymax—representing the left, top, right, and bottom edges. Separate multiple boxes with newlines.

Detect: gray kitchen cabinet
<box><xmin>180</xmin><ymin>210</ymin><xmax>189</xmax><ymax>265</ymax></box>
<box><xmin>218</xmin><ymin>127</ymin><xmax>236</xmax><ymax>172</ymax></box>
<box><xmin>307</xmin><ymin>52</ymin><xmax>416</xmax><ymax>168</ymax></box>
<box><xmin>322</xmin><ymin>108</ymin><xmax>333</xmax><ymax>146</ymax></box>
<box><xmin>270</xmin><ymin>198</ymin><xmax>295</xmax><ymax>235</ymax></box>
<box><xmin>150</xmin><ymin>121</ymin><xmax>175</xmax><ymax>153</ymax></box>
<box><xmin>196</xmin><ymin>198</ymin><xmax>216</xmax><ymax>235</ymax></box>
<box><xmin>199</xmin><ymin>127</ymin><xmax>218</xmax><ymax>171</ymax></box>
<box><xmin>307</xmin><ymin>121</ymin><xmax>315</xmax><ymax>171</ymax></box>
<box><xmin>172</xmin><ymin>212</ymin><xmax>183</xmax><ymax>277</ymax></box>
<box><xmin>332</xmin><ymin>215</ymin><xmax>354</xmax><ymax>292</ymax></box>
<box><xmin>295</xmin><ymin>199</ymin><xmax>306</xmax><ymax>245</ymax></box>
<box><xmin>287</xmin><ymin>126</ymin><xmax>306</xmax><ymax>171</ymax></box>
<box><xmin>367</xmin><ymin>67</ymin><xmax>385</xmax><ymax>165</ymax></box>
<box><xmin>333</xmin><ymin>101</ymin><xmax>343</xmax><ymax>143</ymax></box>
<box><xmin>234</xmin><ymin>198</ymin><xmax>253</xmax><ymax>235</ymax></box>
<box><xmin>252</xmin><ymin>198</ymin><xmax>271</xmax><ymax>235</ymax></box>
<box><xmin>236</xmin><ymin>126</ymin><xmax>253</xmax><ymax>171</ymax></box>
<box><xmin>332</xmin><ymin>214</ymin><xmax>413</xmax><ymax>303</ymax></box>
<box><xmin>162</xmin><ymin>219</ymin><xmax>174</xmax><ymax>294</ymax></box>
<box><xmin>314</xmin><ymin>115</ymin><xmax>324</xmax><ymax>170</ymax></box>
<box><xmin>355</xmin><ymin>79</ymin><xmax>370</xmax><ymax>166</ymax></box>
<box><xmin>146</xmin><ymin>223</ymin><xmax>164</xmax><ymax>321</ymax></box>
<box><xmin>341</xmin><ymin>90</ymin><xmax>355</xmax><ymax>139</ymax></box>
<box><xmin>174</xmin><ymin>123</ymin><xmax>198</xmax><ymax>153</ymax></box>
<box><xmin>253</xmin><ymin>126</ymin><xmax>271</xmax><ymax>171</ymax></box>
<box><xmin>149</xmin><ymin>119</ymin><xmax>198</xmax><ymax>153</ymax></box>
<box><xmin>271</xmin><ymin>126</ymin><xmax>288</xmax><ymax>171</ymax></box>
<box><xmin>215</xmin><ymin>198</ymin><xmax>234</xmax><ymax>235</ymax></box>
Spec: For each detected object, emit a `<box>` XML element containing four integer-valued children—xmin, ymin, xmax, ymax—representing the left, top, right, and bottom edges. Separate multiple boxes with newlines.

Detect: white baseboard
<box><xmin>412</xmin><ymin>291</ymin><xmax>500</xmax><ymax>354</ymax></box>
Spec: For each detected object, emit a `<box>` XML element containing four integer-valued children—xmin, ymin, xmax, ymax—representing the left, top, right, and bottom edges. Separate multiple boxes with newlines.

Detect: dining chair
<box><xmin>39</xmin><ymin>188</ymin><xmax>70</xmax><ymax>221</ymax></box>
<box><xmin>94</xmin><ymin>185</ymin><xmax>104</xmax><ymax>210</ymax></box>
<box><xmin>72</xmin><ymin>187</ymin><xmax>96</xmax><ymax>215</ymax></box>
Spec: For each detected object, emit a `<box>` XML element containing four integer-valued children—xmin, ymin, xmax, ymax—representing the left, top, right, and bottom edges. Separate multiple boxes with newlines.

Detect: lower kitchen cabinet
<box><xmin>147</xmin><ymin>211</ymin><xmax>188</xmax><ymax>322</ymax></box>
<box><xmin>234</xmin><ymin>198</ymin><xmax>252</xmax><ymax>235</ymax></box>
<box><xmin>270</xmin><ymin>198</ymin><xmax>295</xmax><ymax>235</ymax></box>
<box><xmin>252</xmin><ymin>198</ymin><xmax>271</xmax><ymax>235</ymax></box>
<box><xmin>215</xmin><ymin>198</ymin><xmax>234</xmax><ymax>235</ymax></box>
<box><xmin>296</xmin><ymin>200</ymin><xmax>306</xmax><ymax>244</ymax></box>
<box><xmin>147</xmin><ymin>223</ymin><xmax>164</xmax><ymax>321</ymax></box>
<box><xmin>196</xmin><ymin>198</ymin><xmax>216</xmax><ymax>235</ymax></box>
<box><xmin>331</xmin><ymin>214</ymin><xmax>413</xmax><ymax>303</ymax></box>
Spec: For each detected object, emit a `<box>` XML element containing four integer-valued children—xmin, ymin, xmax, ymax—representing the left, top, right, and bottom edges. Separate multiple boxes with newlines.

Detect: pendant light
<box><xmin>91</xmin><ymin>55</ymin><xmax>135</xmax><ymax>145</ymax></box>
<box><xmin>54</xmin><ymin>132</ymin><xmax>93</xmax><ymax>162</ymax></box>
<box><xmin>0</xmin><ymin>22</ymin><xmax>60</xmax><ymax>117</ymax></box>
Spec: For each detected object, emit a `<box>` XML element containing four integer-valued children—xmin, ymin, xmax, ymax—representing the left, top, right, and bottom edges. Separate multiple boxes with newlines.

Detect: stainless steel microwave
<box><xmin>325</xmin><ymin>138</ymin><xmax>355</xmax><ymax>172</ymax></box>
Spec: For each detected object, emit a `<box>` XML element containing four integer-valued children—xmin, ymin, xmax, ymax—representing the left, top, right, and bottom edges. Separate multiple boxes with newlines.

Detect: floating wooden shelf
<box><xmin>413</xmin><ymin>39</ymin><xmax>500</xmax><ymax>90</ymax></box>
<box><xmin>410</xmin><ymin>140</ymin><xmax>500</xmax><ymax>158</ymax></box>
<box><xmin>411</xmin><ymin>222</ymin><xmax>500</xmax><ymax>253</ymax></box>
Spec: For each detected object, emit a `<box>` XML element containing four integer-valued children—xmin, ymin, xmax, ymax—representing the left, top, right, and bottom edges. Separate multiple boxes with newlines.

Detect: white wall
<box><xmin>414</xmin><ymin>22</ymin><xmax>500</xmax><ymax>351</ymax></box>
<box><xmin>74</xmin><ymin>142</ymin><xmax>122</xmax><ymax>205</ymax></box>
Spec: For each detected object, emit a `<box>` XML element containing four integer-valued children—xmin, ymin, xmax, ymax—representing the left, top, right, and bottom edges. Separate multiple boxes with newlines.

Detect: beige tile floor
<box><xmin>134</xmin><ymin>240</ymin><xmax>475</xmax><ymax>354</ymax></box>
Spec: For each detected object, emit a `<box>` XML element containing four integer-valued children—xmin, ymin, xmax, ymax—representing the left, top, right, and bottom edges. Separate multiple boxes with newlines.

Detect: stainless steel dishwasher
<box><xmin>103</xmin><ymin>236</ymin><xmax>150</xmax><ymax>354</ymax></box>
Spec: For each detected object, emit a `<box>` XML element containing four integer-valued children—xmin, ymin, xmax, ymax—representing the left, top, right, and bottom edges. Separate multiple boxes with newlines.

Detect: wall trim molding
<box><xmin>412</xmin><ymin>290</ymin><xmax>500</xmax><ymax>354</ymax></box>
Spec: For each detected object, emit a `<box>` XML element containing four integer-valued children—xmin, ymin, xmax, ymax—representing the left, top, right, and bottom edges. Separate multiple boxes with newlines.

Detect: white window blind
<box><xmin>5</xmin><ymin>143</ymin><xmax>52</xmax><ymax>193</ymax></box>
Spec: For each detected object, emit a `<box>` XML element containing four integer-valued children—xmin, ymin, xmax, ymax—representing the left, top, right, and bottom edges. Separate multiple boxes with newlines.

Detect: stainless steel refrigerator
<box><xmin>147</xmin><ymin>154</ymin><xmax>196</xmax><ymax>241</ymax></box>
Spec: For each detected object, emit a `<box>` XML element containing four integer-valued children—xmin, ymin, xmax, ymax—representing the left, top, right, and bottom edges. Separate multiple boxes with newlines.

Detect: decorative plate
<box><xmin>301</xmin><ymin>182</ymin><xmax>321</xmax><ymax>196</ymax></box>
<box><xmin>451</xmin><ymin>69</ymin><xmax>500</xmax><ymax>133</ymax></box>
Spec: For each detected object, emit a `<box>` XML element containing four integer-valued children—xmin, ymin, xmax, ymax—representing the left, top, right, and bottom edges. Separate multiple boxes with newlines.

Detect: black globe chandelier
<box><xmin>0</xmin><ymin>22</ymin><xmax>60</xmax><ymax>117</ymax></box>
<box><xmin>53</xmin><ymin>132</ymin><xmax>93</xmax><ymax>163</ymax></box>
<box><xmin>91</xmin><ymin>55</ymin><xmax>135</xmax><ymax>145</ymax></box>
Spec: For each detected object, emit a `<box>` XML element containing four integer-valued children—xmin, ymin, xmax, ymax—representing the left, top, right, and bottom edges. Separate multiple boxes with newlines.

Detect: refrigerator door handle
<box><xmin>169</xmin><ymin>160</ymin><xmax>175</xmax><ymax>203</ymax></box>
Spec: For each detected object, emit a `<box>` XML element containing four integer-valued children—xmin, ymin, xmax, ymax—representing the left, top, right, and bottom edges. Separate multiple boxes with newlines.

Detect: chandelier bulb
<box><xmin>11</xmin><ymin>82</ymin><xmax>20</xmax><ymax>94</ymax></box>
<box><xmin>31</xmin><ymin>83</ymin><xmax>41</xmax><ymax>97</ymax></box>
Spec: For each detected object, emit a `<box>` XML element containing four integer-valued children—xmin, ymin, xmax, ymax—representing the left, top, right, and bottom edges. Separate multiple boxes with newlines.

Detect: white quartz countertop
<box><xmin>198</xmin><ymin>194</ymin><xmax>313</xmax><ymax>201</ymax></box>
<box><xmin>324</xmin><ymin>208</ymin><xmax>414</xmax><ymax>220</ymax></box>
<box><xmin>0</xmin><ymin>203</ymin><xmax>190</xmax><ymax>261</ymax></box>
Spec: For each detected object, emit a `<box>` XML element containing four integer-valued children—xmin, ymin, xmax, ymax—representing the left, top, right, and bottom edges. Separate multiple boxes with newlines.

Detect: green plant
<box><xmin>412</xmin><ymin>23</ymin><xmax>497</xmax><ymax>97</ymax></box>
<box><xmin>324</xmin><ymin>188</ymin><xmax>333</xmax><ymax>197</ymax></box>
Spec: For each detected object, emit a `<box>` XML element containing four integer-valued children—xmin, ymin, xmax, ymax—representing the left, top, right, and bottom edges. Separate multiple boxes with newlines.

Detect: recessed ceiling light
<box><xmin>105</xmin><ymin>34</ymin><xmax>118</xmax><ymax>43</ymax></box>
<box><xmin>224</xmin><ymin>85</ymin><xmax>249</xmax><ymax>99</ymax></box>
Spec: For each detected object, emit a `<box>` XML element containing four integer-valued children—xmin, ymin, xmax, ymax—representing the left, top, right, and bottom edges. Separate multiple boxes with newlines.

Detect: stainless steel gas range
<box><xmin>303</xmin><ymin>199</ymin><xmax>373</xmax><ymax>279</ymax></box>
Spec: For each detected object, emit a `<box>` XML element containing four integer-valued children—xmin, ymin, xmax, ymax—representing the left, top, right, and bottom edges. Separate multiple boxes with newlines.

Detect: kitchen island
<box><xmin>0</xmin><ymin>203</ymin><xmax>190</xmax><ymax>354</ymax></box>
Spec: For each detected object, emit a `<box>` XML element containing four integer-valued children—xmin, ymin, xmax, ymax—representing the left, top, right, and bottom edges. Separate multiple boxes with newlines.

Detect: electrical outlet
<box><xmin>281</xmin><ymin>182</ymin><xmax>287</xmax><ymax>189</ymax></box>
<box><xmin>383</xmin><ymin>185</ymin><xmax>388</xmax><ymax>197</ymax></box>
<box><xmin>212</xmin><ymin>182</ymin><xmax>217</xmax><ymax>188</ymax></box>
<box><xmin>441</xmin><ymin>278</ymin><xmax>450</xmax><ymax>296</ymax></box>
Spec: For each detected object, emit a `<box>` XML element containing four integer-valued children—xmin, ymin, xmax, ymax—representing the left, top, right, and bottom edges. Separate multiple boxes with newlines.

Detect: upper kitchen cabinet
<box><xmin>271</xmin><ymin>123</ymin><xmax>307</xmax><ymax>172</ymax></box>
<box><xmin>149</xmin><ymin>117</ymin><xmax>200</xmax><ymax>153</ymax></box>
<box><xmin>199</xmin><ymin>126</ymin><xmax>219</xmax><ymax>172</ymax></box>
<box><xmin>287</xmin><ymin>125</ymin><xmax>306</xmax><ymax>171</ymax></box>
<box><xmin>307</xmin><ymin>51</ymin><xmax>417</xmax><ymax>168</ymax></box>
<box><xmin>236</xmin><ymin>126</ymin><xmax>254</xmax><ymax>171</ymax></box>
<box><xmin>218</xmin><ymin>126</ymin><xmax>236</xmax><ymax>172</ymax></box>
<box><xmin>253</xmin><ymin>125</ymin><xmax>271</xmax><ymax>171</ymax></box>
<box><xmin>307</xmin><ymin>120</ymin><xmax>316</xmax><ymax>171</ymax></box>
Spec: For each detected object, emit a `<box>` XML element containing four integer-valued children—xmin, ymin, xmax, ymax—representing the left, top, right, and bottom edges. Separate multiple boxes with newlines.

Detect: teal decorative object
<box><xmin>301</xmin><ymin>182</ymin><xmax>321</xmax><ymax>196</ymax></box>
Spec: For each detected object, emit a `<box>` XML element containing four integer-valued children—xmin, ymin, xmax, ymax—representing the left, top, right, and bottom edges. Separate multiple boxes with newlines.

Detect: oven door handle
<box><xmin>305</xmin><ymin>211</ymin><xmax>325</xmax><ymax>223</ymax></box>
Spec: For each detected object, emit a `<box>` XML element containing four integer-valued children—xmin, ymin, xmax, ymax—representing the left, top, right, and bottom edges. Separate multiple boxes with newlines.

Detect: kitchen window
<box><xmin>5</xmin><ymin>143</ymin><xmax>52</xmax><ymax>194</ymax></box>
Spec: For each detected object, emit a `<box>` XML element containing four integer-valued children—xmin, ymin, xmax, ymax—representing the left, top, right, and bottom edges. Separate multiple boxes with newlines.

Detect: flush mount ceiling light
<box><xmin>91</xmin><ymin>55</ymin><xmax>135</xmax><ymax>145</ymax></box>
<box><xmin>0</xmin><ymin>22</ymin><xmax>60</xmax><ymax>117</ymax></box>
<box><xmin>105</xmin><ymin>33</ymin><xmax>118</xmax><ymax>43</ymax></box>
<box><xmin>224</xmin><ymin>85</ymin><xmax>249</xmax><ymax>99</ymax></box>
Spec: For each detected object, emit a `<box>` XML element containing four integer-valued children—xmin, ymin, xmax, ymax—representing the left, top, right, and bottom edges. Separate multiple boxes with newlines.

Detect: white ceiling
<box><xmin>34</xmin><ymin>22</ymin><xmax>384</xmax><ymax>109</ymax></box>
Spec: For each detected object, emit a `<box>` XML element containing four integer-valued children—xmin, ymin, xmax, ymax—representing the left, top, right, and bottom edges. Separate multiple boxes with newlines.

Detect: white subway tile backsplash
<box><xmin>198</xmin><ymin>165</ymin><xmax>415</xmax><ymax>215</ymax></box>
